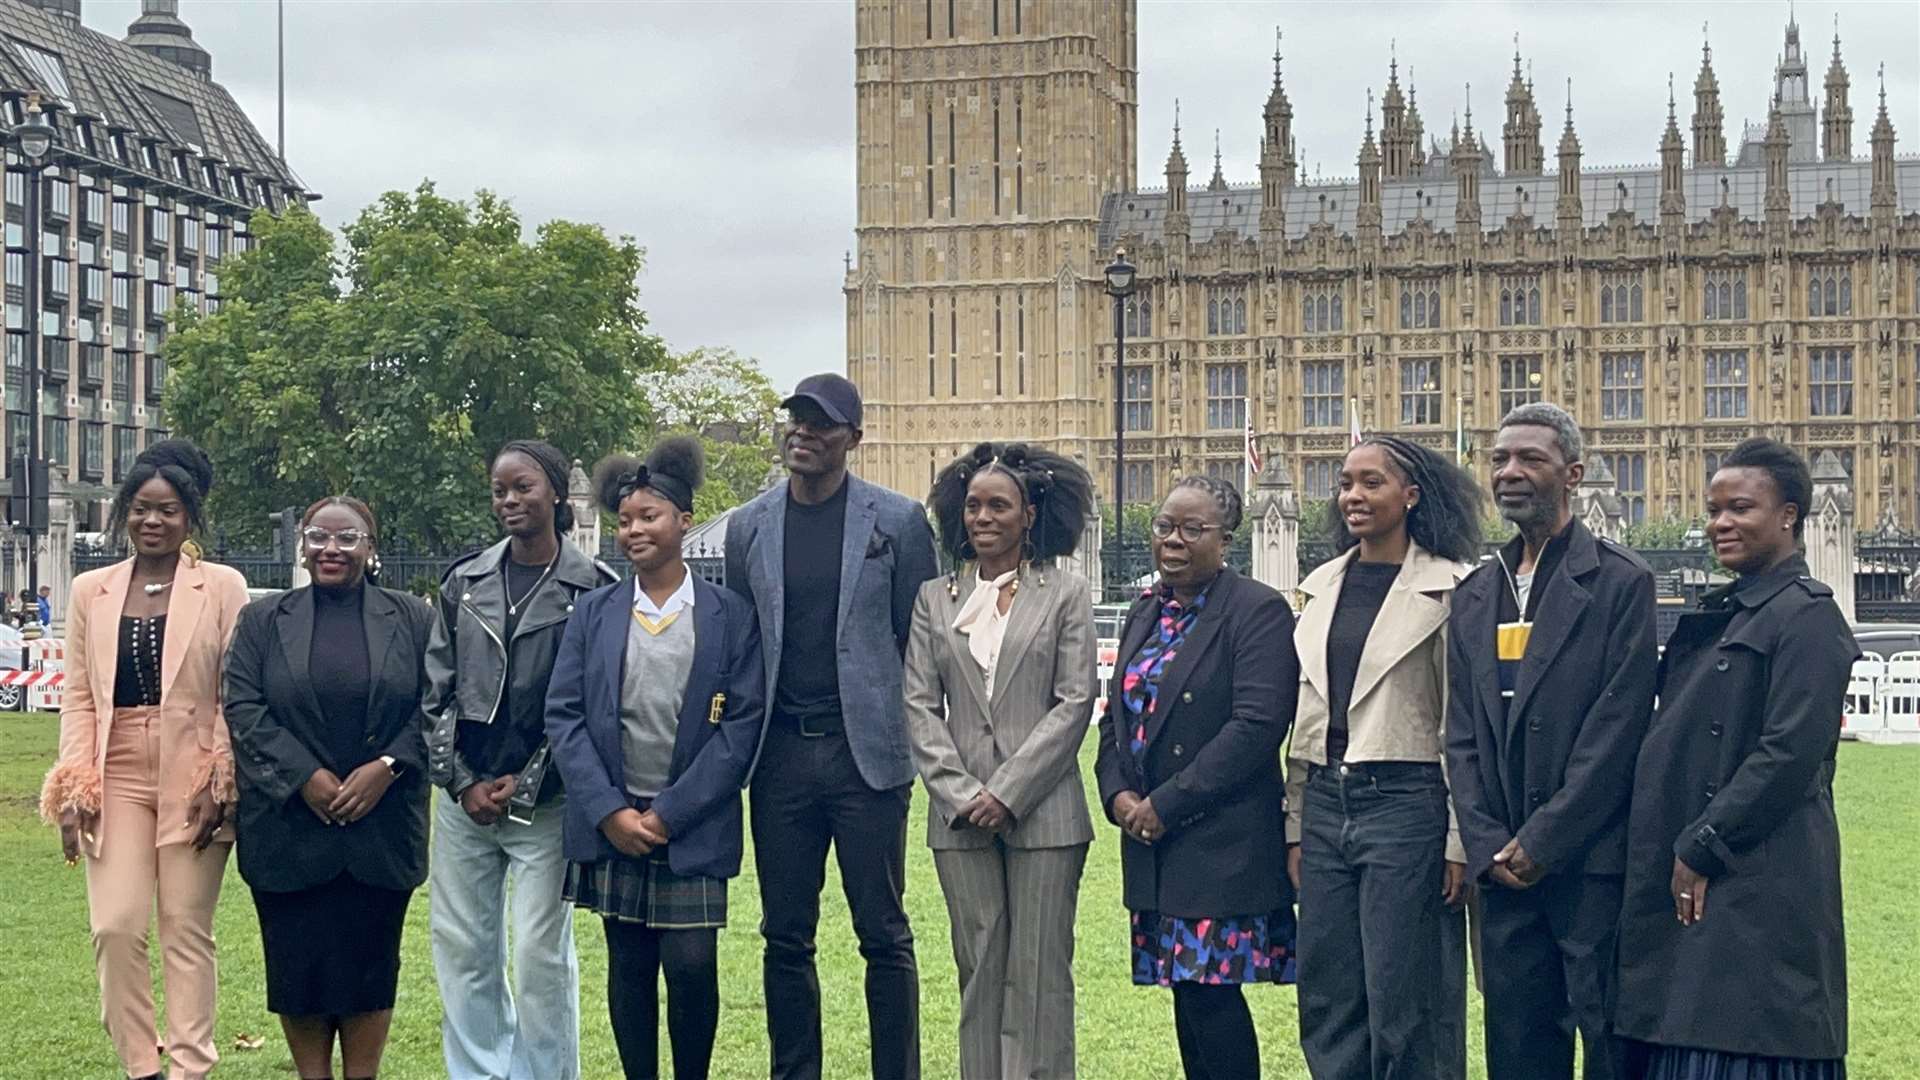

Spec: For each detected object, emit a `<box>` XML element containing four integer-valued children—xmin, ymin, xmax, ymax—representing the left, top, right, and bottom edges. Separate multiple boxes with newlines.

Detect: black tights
<box><xmin>602</xmin><ymin>919</ymin><xmax>720</xmax><ymax>1080</ymax></box>
<box><xmin>1171</xmin><ymin>982</ymin><xmax>1260</xmax><ymax>1080</ymax></box>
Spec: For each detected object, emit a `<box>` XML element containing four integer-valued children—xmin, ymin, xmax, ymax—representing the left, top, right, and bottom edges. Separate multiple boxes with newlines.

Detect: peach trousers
<box><xmin>84</xmin><ymin>707</ymin><xmax>231</xmax><ymax>1080</ymax></box>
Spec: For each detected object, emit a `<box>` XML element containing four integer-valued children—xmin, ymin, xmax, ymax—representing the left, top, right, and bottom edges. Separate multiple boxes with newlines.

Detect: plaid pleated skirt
<box><xmin>563</xmin><ymin>854</ymin><xmax>727</xmax><ymax>929</ymax></box>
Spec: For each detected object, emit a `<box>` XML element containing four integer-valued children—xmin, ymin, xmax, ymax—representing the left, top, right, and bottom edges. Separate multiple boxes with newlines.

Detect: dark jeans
<box><xmin>602</xmin><ymin>919</ymin><xmax>719</xmax><ymax>1080</ymax></box>
<box><xmin>1297</xmin><ymin>761</ymin><xmax>1467</xmax><ymax>1080</ymax></box>
<box><xmin>751</xmin><ymin>719</ymin><xmax>919</xmax><ymax>1080</ymax></box>
<box><xmin>1172</xmin><ymin>983</ymin><xmax>1260</xmax><ymax>1080</ymax></box>
<box><xmin>1480</xmin><ymin>870</ymin><xmax>1627</xmax><ymax>1080</ymax></box>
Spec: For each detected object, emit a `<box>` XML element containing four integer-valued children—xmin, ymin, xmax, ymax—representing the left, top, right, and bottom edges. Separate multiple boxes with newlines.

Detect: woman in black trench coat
<box><xmin>1616</xmin><ymin>437</ymin><xmax>1858</xmax><ymax>1080</ymax></box>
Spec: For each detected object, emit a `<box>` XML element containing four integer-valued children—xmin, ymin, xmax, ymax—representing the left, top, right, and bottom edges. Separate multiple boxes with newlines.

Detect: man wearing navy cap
<box><xmin>725</xmin><ymin>372</ymin><xmax>939</xmax><ymax>1080</ymax></box>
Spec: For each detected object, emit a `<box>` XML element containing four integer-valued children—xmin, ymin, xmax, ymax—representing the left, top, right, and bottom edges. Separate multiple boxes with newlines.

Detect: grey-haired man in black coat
<box><xmin>1444</xmin><ymin>403</ymin><xmax>1658</xmax><ymax>1080</ymax></box>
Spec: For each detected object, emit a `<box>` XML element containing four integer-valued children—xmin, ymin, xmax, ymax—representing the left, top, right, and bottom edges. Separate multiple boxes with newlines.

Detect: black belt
<box><xmin>775</xmin><ymin>710</ymin><xmax>845</xmax><ymax>738</ymax></box>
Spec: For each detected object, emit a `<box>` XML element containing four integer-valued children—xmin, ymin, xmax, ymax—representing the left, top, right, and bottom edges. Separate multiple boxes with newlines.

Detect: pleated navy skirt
<box><xmin>1637</xmin><ymin>1044</ymin><xmax>1844</xmax><ymax>1080</ymax></box>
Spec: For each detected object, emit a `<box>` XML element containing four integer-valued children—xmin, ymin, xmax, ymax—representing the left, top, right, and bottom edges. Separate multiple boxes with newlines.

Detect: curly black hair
<box><xmin>491</xmin><ymin>439</ymin><xmax>576</xmax><ymax>537</ymax></box>
<box><xmin>1717</xmin><ymin>436</ymin><xmax>1812</xmax><ymax>539</ymax></box>
<box><xmin>928</xmin><ymin>442</ymin><xmax>1093</xmax><ymax>563</ymax></box>
<box><xmin>108</xmin><ymin>438</ymin><xmax>215</xmax><ymax>539</ymax></box>
<box><xmin>593</xmin><ymin>435</ymin><xmax>705</xmax><ymax>515</ymax></box>
<box><xmin>1325</xmin><ymin>435</ymin><xmax>1486</xmax><ymax>563</ymax></box>
<box><xmin>1169</xmin><ymin>474</ymin><xmax>1244</xmax><ymax>534</ymax></box>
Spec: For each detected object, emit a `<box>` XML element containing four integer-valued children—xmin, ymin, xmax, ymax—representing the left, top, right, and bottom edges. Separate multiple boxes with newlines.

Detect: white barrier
<box><xmin>1846</xmin><ymin>649</ymin><xmax>1920</xmax><ymax>744</ymax></box>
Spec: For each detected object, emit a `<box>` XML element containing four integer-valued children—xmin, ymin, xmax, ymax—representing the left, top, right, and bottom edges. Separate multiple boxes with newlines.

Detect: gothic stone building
<box><xmin>0</xmin><ymin>0</ymin><xmax>308</xmax><ymax>545</ymax></box>
<box><xmin>844</xmin><ymin>2</ymin><xmax>1920</xmax><ymax>531</ymax></box>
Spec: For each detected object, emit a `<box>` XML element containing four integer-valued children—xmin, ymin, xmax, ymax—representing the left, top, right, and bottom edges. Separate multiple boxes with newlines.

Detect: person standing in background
<box><xmin>38</xmin><ymin>583</ymin><xmax>53</xmax><ymax>627</ymax></box>
<box><xmin>425</xmin><ymin>440</ymin><xmax>617</xmax><ymax>1080</ymax></box>
<box><xmin>723</xmin><ymin>373</ymin><xmax>940</xmax><ymax>1080</ymax></box>
<box><xmin>1445</xmin><ymin>403</ymin><xmax>1658</xmax><ymax>1080</ymax></box>
<box><xmin>904</xmin><ymin>442</ymin><xmax>1097</xmax><ymax>1080</ymax></box>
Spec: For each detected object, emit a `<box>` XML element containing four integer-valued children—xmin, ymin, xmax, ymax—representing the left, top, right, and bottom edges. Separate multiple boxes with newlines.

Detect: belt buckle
<box><xmin>797</xmin><ymin>716</ymin><xmax>830</xmax><ymax>738</ymax></box>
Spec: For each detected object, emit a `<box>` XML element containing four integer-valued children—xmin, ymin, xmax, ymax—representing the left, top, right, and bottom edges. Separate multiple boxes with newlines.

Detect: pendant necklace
<box><xmin>506</xmin><ymin>554</ymin><xmax>560</xmax><ymax>616</ymax></box>
<box><xmin>143</xmin><ymin>580</ymin><xmax>173</xmax><ymax>597</ymax></box>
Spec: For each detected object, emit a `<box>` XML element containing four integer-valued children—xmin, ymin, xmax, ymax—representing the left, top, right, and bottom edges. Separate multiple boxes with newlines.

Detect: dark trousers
<box><xmin>1479</xmin><ymin>871</ymin><xmax>1627</xmax><ymax>1080</ymax></box>
<box><xmin>1297</xmin><ymin>762</ymin><xmax>1467</xmax><ymax>1080</ymax></box>
<box><xmin>1172</xmin><ymin>983</ymin><xmax>1260</xmax><ymax>1080</ymax></box>
<box><xmin>751</xmin><ymin>719</ymin><xmax>919</xmax><ymax>1080</ymax></box>
<box><xmin>602</xmin><ymin>919</ymin><xmax>719</xmax><ymax>1080</ymax></box>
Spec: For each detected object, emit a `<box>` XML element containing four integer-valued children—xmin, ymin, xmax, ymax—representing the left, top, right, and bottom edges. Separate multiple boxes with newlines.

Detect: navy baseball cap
<box><xmin>782</xmin><ymin>373</ymin><xmax>864</xmax><ymax>428</ymax></box>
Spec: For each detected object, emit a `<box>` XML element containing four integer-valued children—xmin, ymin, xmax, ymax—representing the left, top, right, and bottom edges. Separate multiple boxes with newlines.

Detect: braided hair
<box><xmin>491</xmin><ymin>439</ymin><xmax>577</xmax><ymax>536</ymax></box>
<box><xmin>1325</xmin><ymin>435</ymin><xmax>1485</xmax><ymax>563</ymax></box>
<box><xmin>108</xmin><ymin>438</ymin><xmax>215</xmax><ymax>538</ymax></box>
<box><xmin>929</xmin><ymin>442</ymin><xmax>1093</xmax><ymax>564</ymax></box>
<box><xmin>1169</xmin><ymin>474</ymin><xmax>1244</xmax><ymax>534</ymax></box>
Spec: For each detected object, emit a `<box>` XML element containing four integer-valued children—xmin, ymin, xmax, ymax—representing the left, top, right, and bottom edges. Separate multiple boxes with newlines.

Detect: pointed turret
<box><xmin>1503</xmin><ymin>36</ymin><xmax>1544</xmax><ymax>174</ymax></box>
<box><xmin>1870</xmin><ymin>65</ymin><xmax>1897</xmax><ymax>217</ymax></box>
<box><xmin>1660</xmin><ymin>74</ymin><xmax>1686</xmax><ymax>222</ymax></box>
<box><xmin>1207</xmin><ymin>130</ymin><xmax>1228</xmax><ymax>192</ymax></box>
<box><xmin>1452</xmin><ymin>89</ymin><xmax>1482</xmax><ymax>230</ymax></box>
<box><xmin>1692</xmin><ymin>24</ymin><xmax>1726</xmax><ymax>167</ymax></box>
<box><xmin>1261</xmin><ymin>30</ymin><xmax>1298</xmax><ymax>187</ymax></box>
<box><xmin>1557</xmin><ymin>83</ymin><xmax>1583</xmax><ymax>234</ymax></box>
<box><xmin>1358</xmin><ymin>91</ymin><xmax>1383</xmax><ymax>233</ymax></box>
<box><xmin>1381</xmin><ymin>44</ymin><xmax>1413</xmax><ymax>179</ymax></box>
<box><xmin>1407</xmin><ymin>74</ymin><xmax>1427</xmax><ymax>170</ymax></box>
<box><xmin>1764</xmin><ymin>97</ymin><xmax>1792</xmax><ymax>221</ymax></box>
<box><xmin>1822</xmin><ymin>16</ymin><xmax>1852</xmax><ymax>160</ymax></box>
<box><xmin>1773</xmin><ymin>12</ymin><xmax>1818</xmax><ymax>161</ymax></box>
<box><xmin>1165</xmin><ymin>104</ymin><xmax>1190</xmax><ymax>214</ymax></box>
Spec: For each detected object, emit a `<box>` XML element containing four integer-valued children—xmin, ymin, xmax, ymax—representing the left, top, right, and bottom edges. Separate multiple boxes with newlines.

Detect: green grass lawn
<box><xmin>2</xmin><ymin>713</ymin><xmax>1914</xmax><ymax>1079</ymax></box>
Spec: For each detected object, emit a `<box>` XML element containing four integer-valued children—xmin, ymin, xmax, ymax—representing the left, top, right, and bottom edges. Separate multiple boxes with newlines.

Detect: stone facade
<box><xmin>847</xmin><ymin>4</ymin><xmax>1920</xmax><ymax>532</ymax></box>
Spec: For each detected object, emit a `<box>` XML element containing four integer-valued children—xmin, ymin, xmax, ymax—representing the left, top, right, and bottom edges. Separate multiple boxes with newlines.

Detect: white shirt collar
<box><xmin>633</xmin><ymin>570</ymin><xmax>697</xmax><ymax>620</ymax></box>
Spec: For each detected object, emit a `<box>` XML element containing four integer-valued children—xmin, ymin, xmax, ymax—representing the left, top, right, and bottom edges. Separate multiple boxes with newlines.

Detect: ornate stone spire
<box><xmin>1453</xmin><ymin>86</ymin><xmax>1482</xmax><ymax>228</ymax></box>
<box><xmin>1558</xmin><ymin>80</ymin><xmax>1583</xmax><ymax>232</ymax></box>
<box><xmin>1165</xmin><ymin>102</ymin><xmax>1189</xmax><ymax>214</ymax></box>
<box><xmin>1660</xmin><ymin>74</ymin><xmax>1687</xmax><ymax>222</ymax></box>
<box><xmin>1503</xmin><ymin>34</ymin><xmax>1543</xmax><ymax>174</ymax></box>
<box><xmin>1262</xmin><ymin>29</ymin><xmax>1298</xmax><ymax>185</ymax></box>
<box><xmin>1764</xmin><ymin>96</ymin><xmax>1792</xmax><ymax>220</ymax></box>
<box><xmin>1822</xmin><ymin>14</ymin><xmax>1852</xmax><ymax>160</ymax></box>
<box><xmin>1208</xmin><ymin>129</ymin><xmax>1228</xmax><ymax>191</ymax></box>
<box><xmin>1692</xmin><ymin>23</ymin><xmax>1725</xmax><ymax>167</ymax></box>
<box><xmin>1358</xmin><ymin>89</ymin><xmax>1382</xmax><ymax>232</ymax></box>
<box><xmin>1870</xmin><ymin>64</ymin><xmax>1897</xmax><ymax>215</ymax></box>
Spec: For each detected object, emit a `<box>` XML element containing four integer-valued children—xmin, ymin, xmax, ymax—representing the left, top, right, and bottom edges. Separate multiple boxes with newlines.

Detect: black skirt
<box><xmin>252</xmin><ymin>872</ymin><xmax>414</xmax><ymax>1016</ymax></box>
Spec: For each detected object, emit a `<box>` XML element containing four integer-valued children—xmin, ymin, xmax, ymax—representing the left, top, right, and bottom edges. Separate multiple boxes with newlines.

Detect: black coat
<box><xmin>1615</xmin><ymin>556</ymin><xmax>1856</xmax><ymax>1059</ymax></box>
<box><xmin>224</xmin><ymin>584</ymin><xmax>435</xmax><ymax>894</ymax></box>
<box><xmin>1093</xmin><ymin>568</ymin><xmax>1300</xmax><ymax>918</ymax></box>
<box><xmin>1445</xmin><ymin>519</ymin><xmax>1659</xmax><ymax>882</ymax></box>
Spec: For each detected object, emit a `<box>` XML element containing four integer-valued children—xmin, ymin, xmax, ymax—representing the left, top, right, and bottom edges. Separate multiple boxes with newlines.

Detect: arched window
<box><xmin>1528</xmin><ymin>286</ymin><xmax>1541</xmax><ymax>325</ymax></box>
<box><xmin>1703</xmin><ymin>285</ymin><xmax>1716</xmax><ymax>320</ymax></box>
<box><xmin>1234</xmin><ymin>297</ymin><xmax>1247</xmax><ymax>334</ymax></box>
<box><xmin>1824</xmin><ymin>277</ymin><xmax>1837</xmax><ymax>316</ymax></box>
<box><xmin>1427</xmin><ymin>289</ymin><xmax>1440</xmax><ymax>326</ymax></box>
<box><xmin>1630</xmin><ymin>283</ymin><xmax>1643</xmax><ymax>322</ymax></box>
<box><xmin>1412</xmin><ymin>290</ymin><xmax>1425</xmax><ymax>327</ymax></box>
<box><xmin>1839</xmin><ymin>276</ymin><xmax>1851</xmax><ymax>315</ymax></box>
<box><xmin>1500</xmin><ymin>288</ymin><xmax>1513</xmax><ymax>326</ymax></box>
<box><xmin>1207</xmin><ymin>297</ymin><xmax>1219</xmax><ymax>335</ymax></box>
<box><xmin>1317</xmin><ymin>294</ymin><xmax>1330</xmax><ymax>332</ymax></box>
<box><xmin>1601</xmin><ymin>288</ymin><xmax>1614</xmax><ymax>323</ymax></box>
<box><xmin>1808</xmin><ymin>278</ymin><xmax>1822</xmax><ymax>315</ymax></box>
<box><xmin>1732</xmin><ymin>282</ymin><xmax>1747</xmax><ymax>319</ymax></box>
<box><xmin>1139</xmin><ymin>298</ymin><xmax>1152</xmax><ymax>337</ymax></box>
<box><xmin>1302</xmin><ymin>293</ymin><xmax>1315</xmax><ymax>332</ymax></box>
<box><xmin>1330</xmin><ymin>293</ymin><xmax>1343</xmax><ymax>331</ymax></box>
<box><xmin>1401</xmin><ymin>290</ymin><xmax>1413</xmax><ymax>328</ymax></box>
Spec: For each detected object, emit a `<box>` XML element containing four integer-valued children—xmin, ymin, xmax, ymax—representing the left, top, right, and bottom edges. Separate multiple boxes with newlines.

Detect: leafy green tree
<box><xmin>649</xmin><ymin>346</ymin><xmax>782</xmax><ymax>522</ymax></box>
<box><xmin>1620</xmin><ymin>513</ymin><xmax>1705</xmax><ymax>549</ymax></box>
<box><xmin>165</xmin><ymin>184</ymin><xmax>667</xmax><ymax>547</ymax></box>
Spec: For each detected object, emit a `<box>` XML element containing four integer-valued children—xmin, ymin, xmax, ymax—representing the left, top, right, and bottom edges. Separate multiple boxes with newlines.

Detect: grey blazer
<box><xmin>903</xmin><ymin>566</ymin><xmax>1096</xmax><ymax>851</ymax></box>
<box><xmin>723</xmin><ymin>473</ymin><xmax>940</xmax><ymax>791</ymax></box>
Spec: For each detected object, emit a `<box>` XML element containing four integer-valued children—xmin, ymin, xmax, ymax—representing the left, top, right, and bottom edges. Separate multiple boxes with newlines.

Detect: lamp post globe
<box><xmin>1105</xmin><ymin>249</ymin><xmax>1136</xmax><ymax>599</ymax></box>
<box><xmin>17</xmin><ymin>97</ymin><xmax>53</xmax><ymax>163</ymax></box>
<box><xmin>1104</xmin><ymin>251</ymin><xmax>1136</xmax><ymax>298</ymax></box>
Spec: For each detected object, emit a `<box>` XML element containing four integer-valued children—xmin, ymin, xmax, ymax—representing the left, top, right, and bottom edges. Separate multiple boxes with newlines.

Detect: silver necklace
<box><xmin>142</xmin><ymin>580</ymin><xmax>173</xmax><ymax>596</ymax></box>
<box><xmin>505</xmin><ymin>554</ymin><xmax>559</xmax><ymax>616</ymax></box>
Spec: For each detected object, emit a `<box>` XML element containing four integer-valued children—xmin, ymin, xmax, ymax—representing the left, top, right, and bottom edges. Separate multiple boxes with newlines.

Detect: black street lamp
<box><xmin>15</xmin><ymin>94</ymin><xmax>55</xmax><ymax>597</ymax></box>
<box><xmin>1104</xmin><ymin>249</ymin><xmax>1136</xmax><ymax>595</ymax></box>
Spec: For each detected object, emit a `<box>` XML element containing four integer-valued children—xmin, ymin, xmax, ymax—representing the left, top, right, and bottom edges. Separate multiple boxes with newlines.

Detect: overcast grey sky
<box><xmin>83</xmin><ymin>1</ymin><xmax>1920</xmax><ymax>394</ymax></box>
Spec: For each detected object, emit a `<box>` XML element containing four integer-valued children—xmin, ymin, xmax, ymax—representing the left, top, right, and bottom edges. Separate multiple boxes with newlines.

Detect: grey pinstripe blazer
<box><xmin>903</xmin><ymin>565</ymin><xmax>1097</xmax><ymax>851</ymax></box>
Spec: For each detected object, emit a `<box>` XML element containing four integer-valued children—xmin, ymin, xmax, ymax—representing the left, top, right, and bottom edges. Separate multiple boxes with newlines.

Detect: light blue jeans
<box><xmin>431</xmin><ymin>788</ymin><xmax>579</xmax><ymax>1080</ymax></box>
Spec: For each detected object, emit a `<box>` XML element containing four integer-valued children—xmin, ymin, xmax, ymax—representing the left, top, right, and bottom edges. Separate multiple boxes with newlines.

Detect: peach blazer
<box><xmin>39</xmin><ymin>555</ymin><xmax>253</xmax><ymax>855</ymax></box>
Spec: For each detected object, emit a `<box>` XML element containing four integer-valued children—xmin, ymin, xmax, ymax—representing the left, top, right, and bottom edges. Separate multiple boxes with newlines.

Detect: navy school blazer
<box><xmin>544</xmin><ymin>572</ymin><xmax>766</xmax><ymax>879</ymax></box>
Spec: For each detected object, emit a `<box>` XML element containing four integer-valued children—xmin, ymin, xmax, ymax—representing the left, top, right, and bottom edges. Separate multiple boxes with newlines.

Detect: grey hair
<box><xmin>1498</xmin><ymin>402</ymin><xmax>1584</xmax><ymax>464</ymax></box>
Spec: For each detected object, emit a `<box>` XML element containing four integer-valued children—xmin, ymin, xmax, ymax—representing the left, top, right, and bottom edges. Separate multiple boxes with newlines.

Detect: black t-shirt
<box><xmin>454</xmin><ymin>556</ymin><xmax>565</xmax><ymax>802</ymax></box>
<box><xmin>774</xmin><ymin>479</ymin><xmax>849</xmax><ymax>721</ymax></box>
<box><xmin>1325</xmin><ymin>560</ymin><xmax>1399</xmax><ymax>762</ymax></box>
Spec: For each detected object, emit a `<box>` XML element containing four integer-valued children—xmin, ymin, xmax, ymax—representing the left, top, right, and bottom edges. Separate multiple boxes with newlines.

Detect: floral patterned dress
<box><xmin>1122</xmin><ymin>583</ymin><xmax>1295</xmax><ymax>987</ymax></box>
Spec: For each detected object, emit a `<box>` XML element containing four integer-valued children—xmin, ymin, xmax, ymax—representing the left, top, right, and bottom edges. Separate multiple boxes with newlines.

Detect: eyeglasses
<box><xmin>1149</xmin><ymin>517</ymin><xmax>1224</xmax><ymax>543</ymax></box>
<box><xmin>301</xmin><ymin>526</ymin><xmax>367</xmax><ymax>551</ymax></box>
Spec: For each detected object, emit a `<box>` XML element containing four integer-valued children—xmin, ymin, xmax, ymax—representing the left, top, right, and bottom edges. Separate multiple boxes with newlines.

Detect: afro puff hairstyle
<box><xmin>592</xmin><ymin>435</ymin><xmax>706</xmax><ymax>515</ymax></box>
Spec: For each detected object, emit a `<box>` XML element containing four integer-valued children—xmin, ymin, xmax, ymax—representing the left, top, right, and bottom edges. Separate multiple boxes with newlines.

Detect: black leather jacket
<box><xmin>424</xmin><ymin>539</ymin><xmax>618</xmax><ymax>809</ymax></box>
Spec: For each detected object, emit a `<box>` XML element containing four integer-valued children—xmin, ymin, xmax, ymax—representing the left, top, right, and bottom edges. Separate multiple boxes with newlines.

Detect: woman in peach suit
<box><xmin>38</xmin><ymin>440</ymin><xmax>252</xmax><ymax>1080</ymax></box>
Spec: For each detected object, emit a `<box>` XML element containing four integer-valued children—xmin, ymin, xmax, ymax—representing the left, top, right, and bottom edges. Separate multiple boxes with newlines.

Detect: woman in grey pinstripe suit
<box><xmin>904</xmin><ymin>443</ymin><xmax>1097</xmax><ymax>1080</ymax></box>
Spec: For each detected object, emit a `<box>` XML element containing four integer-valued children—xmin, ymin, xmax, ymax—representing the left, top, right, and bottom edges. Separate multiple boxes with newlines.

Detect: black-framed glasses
<box><xmin>301</xmin><ymin>526</ymin><xmax>366</xmax><ymax>551</ymax></box>
<box><xmin>1149</xmin><ymin>517</ymin><xmax>1224</xmax><ymax>543</ymax></box>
